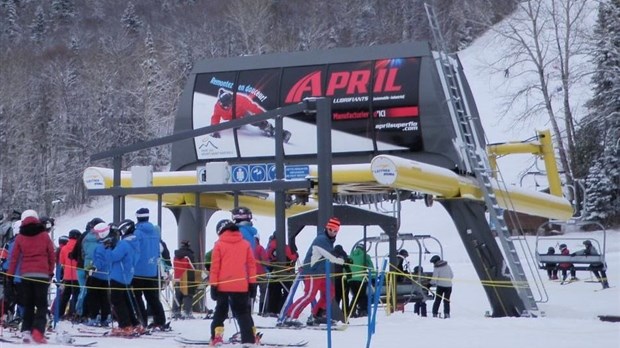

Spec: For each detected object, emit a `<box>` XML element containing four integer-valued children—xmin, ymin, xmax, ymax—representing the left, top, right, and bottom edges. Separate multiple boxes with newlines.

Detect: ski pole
<box><xmin>326</xmin><ymin>260</ymin><xmax>332</xmax><ymax>348</ymax></box>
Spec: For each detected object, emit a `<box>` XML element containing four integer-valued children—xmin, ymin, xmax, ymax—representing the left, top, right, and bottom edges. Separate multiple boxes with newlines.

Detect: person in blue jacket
<box><xmin>231</xmin><ymin>206</ymin><xmax>257</xmax><ymax>250</ymax></box>
<box><xmin>85</xmin><ymin>224</ymin><xmax>114</xmax><ymax>327</ymax></box>
<box><xmin>131</xmin><ymin>208</ymin><xmax>167</xmax><ymax>330</ymax></box>
<box><xmin>282</xmin><ymin>217</ymin><xmax>346</xmax><ymax>327</ymax></box>
<box><xmin>106</xmin><ymin>220</ymin><xmax>142</xmax><ymax>336</ymax></box>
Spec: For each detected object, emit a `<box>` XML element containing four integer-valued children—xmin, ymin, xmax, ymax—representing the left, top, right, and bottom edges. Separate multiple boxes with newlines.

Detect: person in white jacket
<box><xmin>430</xmin><ymin>255</ymin><xmax>453</xmax><ymax>318</ymax></box>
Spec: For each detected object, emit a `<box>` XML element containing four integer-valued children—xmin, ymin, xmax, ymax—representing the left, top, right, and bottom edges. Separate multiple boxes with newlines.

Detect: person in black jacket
<box><xmin>573</xmin><ymin>240</ymin><xmax>609</xmax><ymax>289</ymax></box>
<box><xmin>332</xmin><ymin>245</ymin><xmax>350</xmax><ymax>316</ymax></box>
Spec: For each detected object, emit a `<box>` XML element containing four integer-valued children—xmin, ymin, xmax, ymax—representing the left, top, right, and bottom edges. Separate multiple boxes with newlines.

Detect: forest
<box><xmin>0</xmin><ymin>0</ymin><xmax>617</xmax><ymax>226</ymax></box>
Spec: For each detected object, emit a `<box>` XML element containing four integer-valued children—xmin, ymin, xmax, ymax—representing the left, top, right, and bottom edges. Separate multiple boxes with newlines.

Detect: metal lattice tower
<box><xmin>424</xmin><ymin>3</ymin><xmax>538</xmax><ymax>314</ymax></box>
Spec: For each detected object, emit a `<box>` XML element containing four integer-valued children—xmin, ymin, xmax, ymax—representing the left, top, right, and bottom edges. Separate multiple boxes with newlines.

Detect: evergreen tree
<box><xmin>582</xmin><ymin>0</ymin><xmax>620</xmax><ymax>225</ymax></box>
<box><xmin>30</xmin><ymin>5</ymin><xmax>46</xmax><ymax>44</ymax></box>
<box><xmin>51</xmin><ymin>0</ymin><xmax>75</xmax><ymax>24</ymax></box>
<box><xmin>121</xmin><ymin>2</ymin><xmax>142</xmax><ymax>34</ymax></box>
<box><xmin>4</xmin><ymin>0</ymin><xmax>20</xmax><ymax>43</ymax></box>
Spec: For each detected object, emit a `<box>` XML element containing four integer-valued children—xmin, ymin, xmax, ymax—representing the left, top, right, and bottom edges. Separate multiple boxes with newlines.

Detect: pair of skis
<box><xmin>0</xmin><ymin>336</ymin><xmax>97</xmax><ymax>346</ymax></box>
<box><xmin>174</xmin><ymin>335</ymin><xmax>308</xmax><ymax>347</ymax></box>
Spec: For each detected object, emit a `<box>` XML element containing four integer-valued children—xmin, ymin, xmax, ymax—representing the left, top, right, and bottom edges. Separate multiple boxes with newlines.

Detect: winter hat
<box><xmin>326</xmin><ymin>217</ymin><xmax>340</xmax><ymax>232</ymax></box>
<box><xmin>21</xmin><ymin>210</ymin><xmax>40</xmax><ymax>226</ymax></box>
<box><xmin>21</xmin><ymin>209</ymin><xmax>38</xmax><ymax>220</ymax></box>
<box><xmin>430</xmin><ymin>255</ymin><xmax>441</xmax><ymax>264</ymax></box>
<box><xmin>92</xmin><ymin>222</ymin><xmax>110</xmax><ymax>239</ymax></box>
<box><xmin>559</xmin><ymin>244</ymin><xmax>567</xmax><ymax>250</ymax></box>
<box><xmin>136</xmin><ymin>207</ymin><xmax>150</xmax><ymax>221</ymax></box>
<box><xmin>583</xmin><ymin>240</ymin><xmax>592</xmax><ymax>246</ymax></box>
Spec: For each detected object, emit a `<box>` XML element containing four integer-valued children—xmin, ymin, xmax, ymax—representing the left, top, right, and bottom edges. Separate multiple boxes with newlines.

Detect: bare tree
<box><xmin>486</xmin><ymin>0</ymin><xmax>594</xmax><ymax>195</ymax></box>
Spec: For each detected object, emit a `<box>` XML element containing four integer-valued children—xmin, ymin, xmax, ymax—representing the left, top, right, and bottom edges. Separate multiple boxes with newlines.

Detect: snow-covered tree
<box><xmin>121</xmin><ymin>2</ymin><xmax>142</xmax><ymax>34</ymax></box>
<box><xmin>30</xmin><ymin>5</ymin><xmax>46</xmax><ymax>44</ymax></box>
<box><xmin>582</xmin><ymin>0</ymin><xmax>620</xmax><ymax>225</ymax></box>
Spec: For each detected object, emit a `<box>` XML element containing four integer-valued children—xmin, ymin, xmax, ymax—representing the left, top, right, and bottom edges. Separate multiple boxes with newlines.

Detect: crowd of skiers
<box><xmin>1</xmin><ymin>205</ymin><xmax>610</xmax><ymax>347</ymax></box>
<box><xmin>0</xmin><ymin>208</ymin><xmax>171</xmax><ymax>344</ymax></box>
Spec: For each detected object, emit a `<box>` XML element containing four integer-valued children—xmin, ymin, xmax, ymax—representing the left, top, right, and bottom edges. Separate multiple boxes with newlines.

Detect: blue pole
<box><xmin>366</xmin><ymin>259</ymin><xmax>387</xmax><ymax>348</ymax></box>
<box><xmin>326</xmin><ymin>260</ymin><xmax>332</xmax><ymax>348</ymax></box>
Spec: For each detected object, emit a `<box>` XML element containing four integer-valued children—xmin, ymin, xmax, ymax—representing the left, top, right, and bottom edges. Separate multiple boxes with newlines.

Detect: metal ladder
<box><xmin>424</xmin><ymin>3</ymin><xmax>538</xmax><ymax>314</ymax></box>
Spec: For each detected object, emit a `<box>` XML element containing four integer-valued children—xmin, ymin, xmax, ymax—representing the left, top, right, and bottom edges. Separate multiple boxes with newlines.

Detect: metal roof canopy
<box><xmin>287</xmin><ymin>205</ymin><xmax>399</xmax><ymax>267</ymax></box>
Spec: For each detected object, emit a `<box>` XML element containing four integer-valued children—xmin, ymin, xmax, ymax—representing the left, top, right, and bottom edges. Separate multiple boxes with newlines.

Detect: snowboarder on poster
<box><xmin>210</xmin><ymin>88</ymin><xmax>291</xmax><ymax>143</ymax></box>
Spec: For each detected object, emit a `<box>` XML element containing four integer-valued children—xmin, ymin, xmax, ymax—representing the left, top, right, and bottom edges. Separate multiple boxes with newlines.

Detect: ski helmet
<box><xmin>58</xmin><ymin>235</ymin><xmax>70</xmax><ymax>246</ymax></box>
<box><xmin>583</xmin><ymin>240</ymin><xmax>592</xmax><ymax>246</ymax></box>
<box><xmin>216</xmin><ymin>219</ymin><xmax>234</xmax><ymax>235</ymax></box>
<box><xmin>430</xmin><ymin>255</ymin><xmax>441</xmax><ymax>264</ymax></box>
<box><xmin>218</xmin><ymin>89</ymin><xmax>233</xmax><ymax>109</ymax></box>
<box><xmin>231</xmin><ymin>206</ymin><xmax>252</xmax><ymax>223</ymax></box>
<box><xmin>398</xmin><ymin>249</ymin><xmax>409</xmax><ymax>258</ymax></box>
<box><xmin>87</xmin><ymin>217</ymin><xmax>105</xmax><ymax>231</ymax></box>
<box><xmin>68</xmin><ymin>229</ymin><xmax>82</xmax><ymax>239</ymax></box>
<box><xmin>118</xmin><ymin>219</ymin><xmax>136</xmax><ymax>236</ymax></box>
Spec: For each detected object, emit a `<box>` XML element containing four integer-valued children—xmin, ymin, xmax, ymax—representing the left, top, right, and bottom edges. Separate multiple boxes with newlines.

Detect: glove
<box><xmin>210</xmin><ymin>286</ymin><xmax>218</xmax><ymax>301</ymax></box>
<box><xmin>211</xmin><ymin>131</ymin><xmax>220</xmax><ymax>138</ymax></box>
<box><xmin>249</xmin><ymin>283</ymin><xmax>257</xmax><ymax>299</ymax></box>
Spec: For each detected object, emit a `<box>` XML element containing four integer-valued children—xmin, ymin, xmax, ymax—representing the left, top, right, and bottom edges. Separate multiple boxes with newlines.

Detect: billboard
<box><xmin>192</xmin><ymin>57</ymin><xmax>422</xmax><ymax>160</ymax></box>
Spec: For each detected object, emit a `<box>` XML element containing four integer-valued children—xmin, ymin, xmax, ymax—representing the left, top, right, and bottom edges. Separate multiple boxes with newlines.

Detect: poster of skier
<box><xmin>191</xmin><ymin>57</ymin><xmax>422</xmax><ymax>160</ymax></box>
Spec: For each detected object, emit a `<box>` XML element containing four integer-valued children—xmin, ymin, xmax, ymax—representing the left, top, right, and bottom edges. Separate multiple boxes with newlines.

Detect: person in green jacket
<box><xmin>347</xmin><ymin>244</ymin><xmax>374</xmax><ymax>317</ymax></box>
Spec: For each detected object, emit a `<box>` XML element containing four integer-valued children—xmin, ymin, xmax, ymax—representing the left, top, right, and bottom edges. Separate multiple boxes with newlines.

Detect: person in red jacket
<box><xmin>253</xmin><ymin>233</ymin><xmax>268</xmax><ymax>316</ymax></box>
<box><xmin>210</xmin><ymin>88</ymin><xmax>291</xmax><ymax>143</ymax></box>
<box><xmin>264</xmin><ymin>232</ymin><xmax>299</xmax><ymax>317</ymax></box>
<box><xmin>209</xmin><ymin>221</ymin><xmax>258</xmax><ymax>347</ymax></box>
<box><xmin>558</xmin><ymin>243</ymin><xmax>577</xmax><ymax>284</ymax></box>
<box><xmin>58</xmin><ymin>229</ymin><xmax>82</xmax><ymax>319</ymax></box>
<box><xmin>172</xmin><ymin>240</ymin><xmax>196</xmax><ymax>319</ymax></box>
<box><xmin>7</xmin><ymin>210</ymin><xmax>55</xmax><ymax>344</ymax></box>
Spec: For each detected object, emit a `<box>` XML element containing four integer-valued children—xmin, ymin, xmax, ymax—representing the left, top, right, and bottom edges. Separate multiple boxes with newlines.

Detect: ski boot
<box><xmin>282</xmin><ymin>130</ymin><xmax>292</xmax><ymax>143</ymax></box>
<box><xmin>32</xmin><ymin>329</ymin><xmax>47</xmax><ymax>344</ymax></box>
<box><xmin>210</xmin><ymin>326</ymin><xmax>225</xmax><ymax>346</ymax></box>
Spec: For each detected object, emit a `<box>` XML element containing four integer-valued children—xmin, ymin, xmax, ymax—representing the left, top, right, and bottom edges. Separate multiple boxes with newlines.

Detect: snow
<box><xmin>7</xmin><ymin>2</ymin><xmax>619</xmax><ymax>347</ymax></box>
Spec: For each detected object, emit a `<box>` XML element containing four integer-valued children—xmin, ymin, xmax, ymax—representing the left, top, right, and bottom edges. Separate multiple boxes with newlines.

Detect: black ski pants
<box><xmin>211</xmin><ymin>291</ymin><xmax>255</xmax><ymax>344</ymax></box>
<box><xmin>109</xmin><ymin>280</ymin><xmax>140</xmax><ymax>328</ymax></box>
<box><xmin>86</xmin><ymin>277</ymin><xmax>111</xmax><ymax>321</ymax></box>
<box><xmin>132</xmin><ymin>276</ymin><xmax>166</xmax><ymax>326</ymax></box>
<box><xmin>59</xmin><ymin>279</ymin><xmax>79</xmax><ymax>318</ymax></box>
<box><xmin>20</xmin><ymin>277</ymin><xmax>49</xmax><ymax>333</ymax></box>
<box><xmin>432</xmin><ymin>285</ymin><xmax>452</xmax><ymax>316</ymax></box>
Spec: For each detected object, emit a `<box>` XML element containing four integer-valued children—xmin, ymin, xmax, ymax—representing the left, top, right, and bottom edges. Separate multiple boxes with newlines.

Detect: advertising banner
<box><xmin>192</xmin><ymin>57</ymin><xmax>422</xmax><ymax>160</ymax></box>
